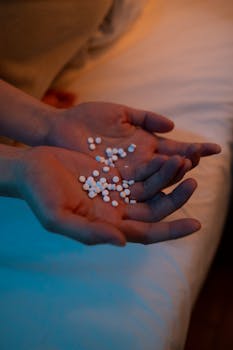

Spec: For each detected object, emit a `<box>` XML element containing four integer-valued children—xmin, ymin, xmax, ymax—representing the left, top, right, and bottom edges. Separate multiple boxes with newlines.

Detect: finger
<box><xmin>185</xmin><ymin>143</ymin><xmax>221</xmax><ymax>167</ymax></box>
<box><xmin>45</xmin><ymin>211</ymin><xmax>126</xmax><ymax>247</ymax></box>
<box><xmin>197</xmin><ymin>142</ymin><xmax>222</xmax><ymax>156</ymax></box>
<box><xmin>130</xmin><ymin>155</ymin><xmax>168</xmax><ymax>181</ymax></box>
<box><xmin>125</xmin><ymin>106</ymin><xmax>174</xmax><ymax>132</ymax></box>
<box><xmin>125</xmin><ymin>178</ymin><xmax>197</xmax><ymax>222</ymax></box>
<box><xmin>157</xmin><ymin>138</ymin><xmax>222</xmax><ymax>164</ymax></box>
<box><xmin>185</xmin><ymin>144</ymin><xmax>201</xmax><ymax>167</ymax></box>
<box><xmin>119</xmin><ymin>218</ymin><xmax>201</xmax><ymax>244</ymax></box>
<box><xmin>134</xmin><ymin>157</ymin><xmax>192</xmax><ymax>187</ymax></box>
<box><xmin>169</xmin><ymin>158</ymin><xmax>192</xmax><ymax>185</ymax></box>
<box><xmin>131</xmin><ymin>155</ymin><xmax>185</xmax><ymax>201</ymax></box>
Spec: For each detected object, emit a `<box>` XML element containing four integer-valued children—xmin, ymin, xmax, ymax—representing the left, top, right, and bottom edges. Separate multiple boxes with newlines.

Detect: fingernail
<box><xmin>191</xmin><ymin>220</ymin><xmax>201</xmax><ymax>233</ymax></box>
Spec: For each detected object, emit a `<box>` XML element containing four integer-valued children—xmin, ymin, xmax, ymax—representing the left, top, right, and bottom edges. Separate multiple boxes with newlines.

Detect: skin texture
<box><xmin>16</xmin><ymin>146</ymin><xmax>201</xmax><ymax>246</ymax></box>
<box><xmin>0</xmin><ymin>81</ymin><xmax>221</xmax><ymax>246</ymax></box>
<box><xmin>46</xmin><ymin>101</ymin><xmax>221</xmax><ymax>181</ymax></box>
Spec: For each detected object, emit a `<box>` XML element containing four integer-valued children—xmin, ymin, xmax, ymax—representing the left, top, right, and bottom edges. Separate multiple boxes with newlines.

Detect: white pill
<box><xmin>88</xmin><ymin>186</ymin><xmax>95</xmax><ymax>193</ymax></box>
<box><xmin>95</xmin><ymin>187</ymin><xmax>101</xmax><ymax>194</ymax></box>
<box><xmin>118</xmin><ymin>148</ymin><xmax>124</xmax><ymax>155</ymax></box>
<box><xmin>95</xmin><ymin>137</ymin><xmax>102</xmax><ymax>144</ymax></box>
<box><xmin>86</xmin><ymin>176</ymin><xmax>95</xmax><ymax>185</ymax></box>
<box><xmin>127</xmin><ymin>145</ymin><xmax>135</xmax><ymax>153</ymax></box>
<box><xmin>103</xmin><ymin>195</ymin><xmax>110</xmax><ymax>202</ymax></box>
<box><xmin>124</xmin><ymin>197</ymin><xmax>130</xmax><ymax>204</ymax></box>
<box><xmin>120</xmin><ymin>152</ymin><xmax>127</xmax><ymax>158</ymax></box>
<box><xmin>103</xmin><ymin>166</ymin><xmax>110</xmax><ymax>173</ymax></box>
<box><xmin>97</xmin><ymin>185</ymin><xmax>104</xmax><ymax>192</ymax></box>
<box><xmin>79</xmin><ymin>175</ymin><xmax>86</xmax><ymax>183</ymax></box>
<box><xmin>124</xmin><ymin>188</ymin><xmax>131</xmax><ymax>196</ymax></box>
<box><xmin>86</xmin><ymin>179</ymin><xmax>93</xmax><ymax>186</ymax></box>
<box><xmin>112</xmin><ymin>176</ymin><xmax>120</xmax><ymax>183</ymax></box>
<box><xmin>102</xmin><ymin>189</ymin><xmax>109</xmax><ymax>196</ymax></box>
<box><xmin>88</xmin><ymin>191</ymin><xmax>97</xmax><ymax>199</ymax></box>
<box><xmin>87</xmin><ymin>137</ymin><xmax>94</xmax><ymax>144</ymax></box>
<box><xmin>130</xmin><ymin>199</ymin><xmax>137</xmax><ymax>204</ymax></box>
<box><xmin>107</xmin><ymin>159</ymin><xmax>115</xmax><ymax>167</ymax></box>
<box><xmin>112</xmin><ymin>200</ymin><xmax>119</xmax><ymax>207</ymax></box>
<box><xmin>116</xmin><ymin>185</ymin><xmax>123</xmax><ymax>192</ymax></box>
<box><xmin>131</xmin><ymin>143</ymin><xmax>136</xmax><ymax>148</ymax></box>
<box><xmin>100</xmin><ymin>177</ymin><xmax>107</xmax><ymax>183</ymax></box>
<box><xmin>105</xmin><ymin>148</ymin><xmax>112</xmax><ymax>155</ymax></box>
<box><xmin>89</xmin><ymin>143</ymin><xmax>96</xmax><ymax>151</ymax></box>
<box><xmin>107</xmin><ymin>158</ymin><xmax>112</xmax><ymax>164</ymax></box>
<box><xmin>112</xmin><ymin>148</ymin><xmax>118</xmax><ymax>154</ymax></box>
<box><xmin>128</xmin><ymin>180</ymin><xmax>135</xmax><ymax>185</ymax></box>
<box><xmin>122</xmin><ymin>183</ymin><xmax>129</xmax><ymax>189</ymax></box>
<box><xmin>82</xmin><ymin>183</ymin><xmax>89</xmax><ymax>191</ymax></box>
<box><xmin>120</xmin><ymin>191</ymin><xmax>126</xmax><ymax>198</ymax></box>
<box><xmin>112</xmin><ymin>155</ymin><xmax>118</xmax><ymax>161</ymax></box>
<box><xmin>92</xmin><ymin>170</ymin><xmax>100</xmax><ymax>177</ymax></box>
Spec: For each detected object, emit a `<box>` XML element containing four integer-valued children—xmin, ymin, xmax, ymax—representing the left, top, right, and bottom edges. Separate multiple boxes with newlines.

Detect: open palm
<box><xmin>46</xmin><ymin>102</ymin><xmax>221</xmax><ymax>183</ymax></box>
<box><xmin>18</xmin><ymin>146</ymin><xmax>200</xmax><ymax>246</ymax></box>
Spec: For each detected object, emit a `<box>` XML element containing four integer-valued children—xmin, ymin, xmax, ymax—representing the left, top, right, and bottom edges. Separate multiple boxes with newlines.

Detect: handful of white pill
<box><xmin>78</xmin><ymin>137</ymin><xmax>137</xmax><ymax>207</ymax></box>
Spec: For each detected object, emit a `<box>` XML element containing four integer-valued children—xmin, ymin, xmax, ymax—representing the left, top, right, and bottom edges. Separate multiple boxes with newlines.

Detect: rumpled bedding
<box><xmin>0</xmin><ymin>0</ymin><xmax>233</xmax><ymax>349</ymax></box>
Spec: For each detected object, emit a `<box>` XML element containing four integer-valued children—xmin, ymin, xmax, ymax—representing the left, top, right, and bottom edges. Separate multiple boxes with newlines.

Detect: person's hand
<box><xmin>16</xmin><ymin>146</ymin><xmax>201</xmax><ymax>246</ymax></box>
<box><xmin>0</xmin><ymin>80</ymin><xmax>221</xmax><ymax>174</ymax></box>
<box><xmin>45</xmin><ymin>102</ymin><xmax>221</xmax><ymax>182</ymax></box>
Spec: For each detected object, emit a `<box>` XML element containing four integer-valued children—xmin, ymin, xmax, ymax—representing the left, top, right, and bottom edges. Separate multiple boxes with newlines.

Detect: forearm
<box><xmin>0</xmin><ymin>79</ymin><xmax>56</xmax><ymax>146</ymax></box>
<box><xmin>0</xmin><ymin>144</ymin><xmax>24</xmax><ymax>197</ymax></box>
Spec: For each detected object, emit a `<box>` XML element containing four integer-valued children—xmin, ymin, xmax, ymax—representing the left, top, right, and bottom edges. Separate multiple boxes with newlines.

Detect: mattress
<box><xmin>0</xmin><ymin>0</ymin><xmax>232</xmax><ymax>349</ymax></box>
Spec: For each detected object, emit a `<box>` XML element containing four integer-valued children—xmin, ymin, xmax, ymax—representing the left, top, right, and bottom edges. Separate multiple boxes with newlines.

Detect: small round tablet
<box><xmin>124</xmin><ymin>188</ymin><xmax>130</xmax><ymax>196</ymax></box>
<box><xmin>116</xmin><ymin>185</ymin><xmax>123</xmax><ymax>192</ymax></box>
<box><xmin>87</xmin><ymin>137</ymin><xmax>94</xmax><ymax>144</ymax></box>
<box><xmin>89</xmin><ymin>143</ymin><xmax>96</xmax><ymax>151</ymax></box>
<box><xmin>112</xmin><ymin>176</ymin><xmax>120</xmax><ymax>183</ymax></box>
<box><xmin>130</xmin><ymin>199</ymin><xmax>137</xmax><ymax>204</ymax></box>
<box><xmin>78</xmin><ymin>175</ymin><xmax>86</xmax><ymax>183</ymax></box>
<box><xmin>92</xmin><ymin>170</ymin><xmax>100</xmax><ymax>177</ymax></box>
<box><xmin>88</xmin><ymin>191</ymin><xmax>97</xmax><ymax>199</ymax></box>
<box><xmin>102</xmin><ymin>189</ymin><xmax>109</xmax><ymax>196</ymax></box>
<box><xmin>103</xmin><ymin>166</ymin><xmax>110</xmax><ymax>173</ymax></box>
<box><xmin>95</xmin><ymin>137</ymin><xmax>102</xmax><ymax>144</ymax></box>
<box><xmin>103</xmin><ymin>196</ymin><xmax>110</xmax><ymax>202</ymax></box>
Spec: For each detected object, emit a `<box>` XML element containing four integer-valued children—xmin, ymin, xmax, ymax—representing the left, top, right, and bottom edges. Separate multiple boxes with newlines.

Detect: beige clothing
<box><xmin>0</xmin><ymin>1</ymin><xmax>112</xmax><ymax>98</ymax></box>
<box><xmin>0</xmin><ymin>0</ymin><xmax>148</xmax><ymax>99</ymax></box>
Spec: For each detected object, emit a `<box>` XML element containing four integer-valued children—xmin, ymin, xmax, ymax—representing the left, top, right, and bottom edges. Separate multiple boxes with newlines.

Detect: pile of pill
<box><xmin>79</xmin><ymin>136</ymin><xmax>137</xmax><ymax>207</ymax></box>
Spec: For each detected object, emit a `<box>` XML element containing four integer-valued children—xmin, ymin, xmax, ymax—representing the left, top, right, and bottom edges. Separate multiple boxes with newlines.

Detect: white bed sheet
<box><xmin>0</xmin><ymin>0</ymin><xmax>233</xmax><ymax>349</ymax></box>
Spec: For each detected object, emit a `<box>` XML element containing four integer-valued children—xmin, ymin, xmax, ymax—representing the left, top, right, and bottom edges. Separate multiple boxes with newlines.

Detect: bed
<box><xmin>0</xmin><ymin>0</ymin><xmax>233</xmax><ymax>349</ymax></box>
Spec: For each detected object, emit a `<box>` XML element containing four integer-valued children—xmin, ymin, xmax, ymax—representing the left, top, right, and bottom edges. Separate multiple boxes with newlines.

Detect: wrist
<box><xmin>0</xmin><ymin>144</ymin><xmax>26</xmax><ymax>197</ymax></box>
<box><xmin>26</xmin><ymin>103</ymin><xmax>59</xmax><ymax>146</ymax></box>
<box><xmin>43</xmin><ymin>107</ymin><xmax>83</xmax><ymax>150</ymax></box>
<box><xmin>0</xmin><ymin>79</ymin><xmax>59</xmax><ymax>146</ymax></box>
